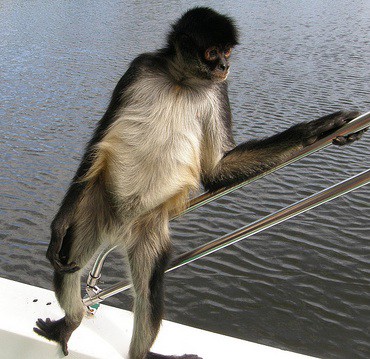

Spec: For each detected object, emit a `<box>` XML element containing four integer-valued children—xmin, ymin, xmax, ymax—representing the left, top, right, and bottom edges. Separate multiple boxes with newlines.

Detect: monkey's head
<box><xmin>167</xmin><ymin>7</ymin><xmax>239</xmax><ymax>83</ymax></box>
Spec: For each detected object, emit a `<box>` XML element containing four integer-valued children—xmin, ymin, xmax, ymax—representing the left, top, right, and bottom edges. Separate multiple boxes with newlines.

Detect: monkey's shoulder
<box><xmin>127</xmin><ymin>51</ymin><xmax>169</xmax><ymax>76</ymax></box>
<box><xmin>88</xmin><ymin>53</ymin><xmax>164</xmax><ymax>140</ymax></box>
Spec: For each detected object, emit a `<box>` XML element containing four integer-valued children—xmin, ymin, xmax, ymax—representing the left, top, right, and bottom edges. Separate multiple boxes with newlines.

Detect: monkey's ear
<box><xmin>172</xmin><ymin>33</ymin><xmax>197</xmax><ymax>55</ymax></box>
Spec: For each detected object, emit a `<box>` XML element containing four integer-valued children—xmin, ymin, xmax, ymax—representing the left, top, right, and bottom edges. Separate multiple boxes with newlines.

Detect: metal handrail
<box><xmin>168</xmin><ymin>169</ymin><xmax>369</xmax><ymax>272</ymax></box>
<box><xmin>84</xmin><ymin>169</ymin><xmax>369</xmax><ymax>306</ymax></box>
<box><xmin>83</xmin><ymin>112</ymin><xmax>370</xmax><ymax>307</ymax></box>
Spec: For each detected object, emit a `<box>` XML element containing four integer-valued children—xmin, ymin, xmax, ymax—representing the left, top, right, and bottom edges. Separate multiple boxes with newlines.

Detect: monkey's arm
<box><xmin>203</xmin><ymin>111</ymin><xmax>365</xmax><ymax>192</ymax></box>
<box><xmin>47</xmin><ymin>182</ymin><xmax>84</xmax><ymax>273</ymax></box>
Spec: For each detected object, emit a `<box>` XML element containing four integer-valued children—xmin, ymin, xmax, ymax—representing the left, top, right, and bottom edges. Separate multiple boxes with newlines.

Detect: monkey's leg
<box><xmin>126</xmin><ymin>211</ymin><xmax>202</xmax><ymax>359</ymax></box>
<box><xmin>34</xmin><ymin>270</ymin><xmax>85</xmax><ymax>355</ymax></box>
<box><xmin>129</xmin><ymin>245</ymin><xmax>201</xmax><ymax>359</ymax></box>
<box><xmin>34</xmin><ymin>223</ymin><xmax>102</xmax><ymax>356</ymax></box>
<box><xmin>127</xmin><ymin>211</ymin><xmax>170</xmax><ymax>359</ymax></box>
<box><xmin>129</xmin><ymin>247</ymin><xmax>170</xmax><ymax>359</ymax></box>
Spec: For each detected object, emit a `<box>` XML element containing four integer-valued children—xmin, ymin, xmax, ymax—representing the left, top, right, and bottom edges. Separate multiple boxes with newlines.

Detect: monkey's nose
<box><xmin>218</xmin><ymin>63</ymin><xmax>229</xmax><ymax>71</ymax></box>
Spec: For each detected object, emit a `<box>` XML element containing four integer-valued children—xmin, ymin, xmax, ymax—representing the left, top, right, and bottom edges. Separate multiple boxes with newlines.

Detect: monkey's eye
<box><xmin>224</xmin><ymin>47</ymin><xmax>232</xmax><ymax>58</ymax></box>
<box><xmin>205</xmin><ymin>47</ymin><xmax>218</xmax><ymax>61</ymax></box>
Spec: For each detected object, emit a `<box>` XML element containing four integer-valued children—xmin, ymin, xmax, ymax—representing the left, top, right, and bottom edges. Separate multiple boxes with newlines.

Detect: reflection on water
<box><xmin>0</xmin><ymin>1</ymin><xmax>369</xmax><ymax>358</ymax></box>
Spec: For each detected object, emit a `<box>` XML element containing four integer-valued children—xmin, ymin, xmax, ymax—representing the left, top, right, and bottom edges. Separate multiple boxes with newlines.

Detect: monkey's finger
<box><xmin>339</xmin><ymin>110</ymin><xmax>361</xmax><ymax>123</ymax></box>
<box><xmin>61</xmin><ymin>340</ymin><xmax>69</xmax><ymax>356</ymax></box>
<box><xmin>46</xmin><ymin>242</ymin><xmax>64</xmax><ymax>265</ymax></box>
<box><xmin>49</xmin><ymin>228</ymin><xmax>67</xmax><ymax>253</ymax></box>
<box><xmin>52</xmin><ymin>258</ymin><xmax>80</xmax><ymax>273</ymax></box>
<box><xmin>58</xmin><ymin>262</ymin><xmax>80</xmax><ymax>273</ymax></box>
<box><xmin>61</xmin><ymin>261</ymin><xmax>80</xmax><ymax>273</ymax></box>
<box><xmin>46</xmin><ymin>244</ymin><xmax>56</xmax><ymax>262</ymax></box>
<box><xmin>332</xmin><ymin>136</ymin><xmax>347</xmax><ymax>146</ymax></box>
<box><xmin>315</xmin><ymin>111</ymin><xmax>360</xmax><ymax>134</ymax></box>
<box><xmin>333</xmin><ymin>129</ymin><xmax>367</xmax><ymax>146</ymax></box>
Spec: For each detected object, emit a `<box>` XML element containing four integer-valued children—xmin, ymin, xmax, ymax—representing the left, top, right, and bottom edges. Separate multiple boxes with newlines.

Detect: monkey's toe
<box><xmin>34</xmin><ymin>318</ymin><xmax>58</xmax><ymax>340</ymax></box>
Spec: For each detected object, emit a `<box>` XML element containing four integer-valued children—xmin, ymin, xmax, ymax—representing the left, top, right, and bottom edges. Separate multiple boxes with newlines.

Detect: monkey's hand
<box><xmin>46</xmin><ymin>216</ymin><xmax>80</xmax><ymax>273</ymax></box>
<box><xmin>294</xmin><ymin>110</ymin><xmax>367</xmax><ymax>147</ymax></box>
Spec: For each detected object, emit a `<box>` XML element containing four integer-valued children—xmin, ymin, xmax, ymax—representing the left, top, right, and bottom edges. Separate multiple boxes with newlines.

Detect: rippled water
<box><xmin>1</xmin><ymin>1</ymin><xmax>369</xmax><ymax>358</ymax></box>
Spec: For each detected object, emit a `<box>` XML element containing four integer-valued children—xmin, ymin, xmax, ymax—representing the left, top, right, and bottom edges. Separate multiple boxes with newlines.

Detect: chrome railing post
<box><xmin>85</xmin><ymin>245</ymin><xmax>118</xmax><ymax>301</ymax></box>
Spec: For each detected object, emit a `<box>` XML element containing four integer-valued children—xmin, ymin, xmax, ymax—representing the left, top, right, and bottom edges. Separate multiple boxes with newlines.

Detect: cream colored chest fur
<box><xmin>90</xmin><ymin>75</ymin><xmax>225</xmax><ymax>213</ymax></box>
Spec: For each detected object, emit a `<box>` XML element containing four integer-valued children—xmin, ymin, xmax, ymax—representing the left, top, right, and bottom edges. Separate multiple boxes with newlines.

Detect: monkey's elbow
<box><xmin>202</xmin><ymin>177</ymin><xmax>225</xmax><ymax>193</ymax></box>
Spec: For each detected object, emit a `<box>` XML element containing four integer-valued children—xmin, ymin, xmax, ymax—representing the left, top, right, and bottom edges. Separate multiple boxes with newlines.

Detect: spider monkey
<box><xmin>34</xmin><ymin>7</ymin><xmax>366</xmax><ymax>359</ymax></box>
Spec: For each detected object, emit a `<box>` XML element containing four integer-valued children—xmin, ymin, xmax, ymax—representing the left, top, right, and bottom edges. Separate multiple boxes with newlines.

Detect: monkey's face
<box><xmin>169</xmin><ymin>8</ymin><xmax>238</xmax><ymax>85</ymax></box>
<box><xmin>173</xmin><ymin>44</ymin><xmax>234</xmax><ymax>85</ymax></box>
<box><xmin>201</xmin><ymin>45</ymin><xmax>233</xmax><ymax>82</ymax></box>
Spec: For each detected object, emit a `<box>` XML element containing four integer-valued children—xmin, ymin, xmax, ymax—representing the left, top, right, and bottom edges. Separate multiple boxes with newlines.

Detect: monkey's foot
<box><xmin>147</xmin><ymin>353</ymin><xmax>203</xmax><ymax>359</ymax></box>
<box><xmin>34</xmin><ymin>317</ymin><xmax>78</xmax><ymax>356</ymax></box>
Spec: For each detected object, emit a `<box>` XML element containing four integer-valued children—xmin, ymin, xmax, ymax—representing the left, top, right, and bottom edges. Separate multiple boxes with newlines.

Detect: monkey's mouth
<box><xmin>213</xmin><ymin>71</ymin><xmax>229</xmax><ymax>81</ymax></box>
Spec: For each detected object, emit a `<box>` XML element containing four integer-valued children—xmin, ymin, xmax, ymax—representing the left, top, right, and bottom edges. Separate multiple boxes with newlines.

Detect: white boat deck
<box><xmin>0</xmin><ymin>277</ymin><xmax>315</xmax><ymax>359</ymax></box>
